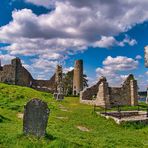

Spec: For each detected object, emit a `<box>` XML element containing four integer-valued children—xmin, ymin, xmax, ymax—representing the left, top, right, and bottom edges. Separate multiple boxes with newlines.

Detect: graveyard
<box><xmin>0</xmin><ymin>82</ymin><xmax>148</xmax><ymax>148</ymax></box>
<box><xmin>0</xmin><ymin>1</ymin><xmax>148</xmax><ymax>147</ymax></box>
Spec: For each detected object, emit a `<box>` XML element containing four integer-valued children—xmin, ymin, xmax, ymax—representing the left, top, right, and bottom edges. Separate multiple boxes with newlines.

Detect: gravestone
<box><xmin>23</xmin><ymin>98</ymin><xmax>50</xmax><ymax>137</ymax></box>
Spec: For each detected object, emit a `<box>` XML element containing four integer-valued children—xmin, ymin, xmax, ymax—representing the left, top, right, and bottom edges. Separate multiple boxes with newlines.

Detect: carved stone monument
<box><xmin>23</xmin><ymin>98</ymin><xmax>50</xmax><ymax>137</ymax></box>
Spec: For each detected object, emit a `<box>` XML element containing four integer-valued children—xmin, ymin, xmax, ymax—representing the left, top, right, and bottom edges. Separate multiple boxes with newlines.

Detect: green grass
<box><xmin>0</xmin><ymin>83</ymin><xmax>148</xmax><ymax>148</ymax></box>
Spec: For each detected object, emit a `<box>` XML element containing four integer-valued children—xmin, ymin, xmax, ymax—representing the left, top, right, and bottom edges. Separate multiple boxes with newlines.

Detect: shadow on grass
<box><xmin>45</xmin><ymin>133</ymin><xmax>56</xmax><ymax>141</ymax></box>
<box><xmin>17</xmin><ymin>133</ymin><xmax>56</xmax><ymax>141</ymax></box>
<box><xmin>0</xmin><ymin>115</ymin><xmax>11</xmax><ymax>123</ymax></box>
<box><xmin>121</xmin><ymin>121</ymin><xmax>148</xmax><ymax>129</ymax></box>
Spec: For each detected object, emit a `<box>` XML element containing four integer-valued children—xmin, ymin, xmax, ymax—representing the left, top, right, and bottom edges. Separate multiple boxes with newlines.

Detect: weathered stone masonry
<box><xmin>80</xmin><ymin>74</ymin><xmax>138</xmax><ymax>108</ymax></box>
<box><xmin>73</xmin><ymin>60</ymin><xmax>83</xmax><ymax>95</ymax></box>
<box><xmin>0</xmin><ymin>57</ymin><xmax>84</xmax><ymax>94</ymax></box>
<box><xmin>0</xmin><ymin>57</ymin><xmax>55</xmax><ymax>92</ymax></box>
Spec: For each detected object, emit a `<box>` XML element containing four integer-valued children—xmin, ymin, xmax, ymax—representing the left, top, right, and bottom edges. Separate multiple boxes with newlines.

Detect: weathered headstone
<box><xmin>23</xmin><ymin>98</ymin><xmax>50</xmax><ymax>137</ymax></box>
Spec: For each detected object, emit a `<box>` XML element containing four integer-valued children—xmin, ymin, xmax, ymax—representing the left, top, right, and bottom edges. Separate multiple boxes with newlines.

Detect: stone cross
<box><xmin>23</xmin><ymin>98</ymin><xmax>50</xmax><ymax>137</ymax></box>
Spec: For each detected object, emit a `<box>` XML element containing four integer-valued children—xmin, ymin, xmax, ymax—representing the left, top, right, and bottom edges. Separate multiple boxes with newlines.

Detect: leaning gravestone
<box><xmin>23</xmin><ymin>98</ymin><xmax>50</xmax><ymax>137</ymax></box>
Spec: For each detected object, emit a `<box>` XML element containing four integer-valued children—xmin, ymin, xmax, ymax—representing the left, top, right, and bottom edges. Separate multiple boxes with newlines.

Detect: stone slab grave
<box><xmin>97</xmin><ymin>111</ymin><xmax>148</xmax><ymax>124</ymax></box>
<box><xmin>23</xmin><ymin>98</ymin><xmax>50</xmax><ymax>137</ymax></box>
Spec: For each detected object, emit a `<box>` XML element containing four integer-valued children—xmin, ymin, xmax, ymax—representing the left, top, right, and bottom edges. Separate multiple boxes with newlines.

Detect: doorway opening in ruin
<box><xmin>74</xmin><ymin>90</ymin><xmax>76</xmax><ymax>95</ymax></box>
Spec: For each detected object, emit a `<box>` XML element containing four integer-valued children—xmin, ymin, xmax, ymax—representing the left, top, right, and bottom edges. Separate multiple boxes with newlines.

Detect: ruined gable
<box><xmin>0</xmin><ymin>57</ymin><xmax>56</xmax><ymax>93</ymax></box>
<box><xmin>80</xmin><ymin>74</ymin><xmax>138</xmax><ymax>108</ymax></box>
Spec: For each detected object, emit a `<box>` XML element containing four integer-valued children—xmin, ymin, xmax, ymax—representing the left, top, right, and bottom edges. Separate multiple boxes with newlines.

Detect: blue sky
<box><xmin>0</xmin><ymin>0</ymin><xmax>148</xmax><ymax>90</ymax></box>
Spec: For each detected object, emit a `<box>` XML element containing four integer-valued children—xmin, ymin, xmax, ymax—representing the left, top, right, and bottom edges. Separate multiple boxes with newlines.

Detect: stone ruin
<box><xmin>23</xmin><ymin>98</ymin><xmax>50</xmax><ymax>137</ymax></box>
<box><xmin>73</xmin><ymin>60</ymin><xmax>83</xmax><ymax>95</ymax></box>
<box><xmin>0</xmin><ymin>57</ymin><xmax>56</xmax><ymax>93</ymax></box>
<box><xmin>53</xmin><ymin>65</ymin><xmax>64</xmax><ymax>100</ymax></box>
<box><xmin>80</xmin><ymin>74</ymin><xmax>138</xmax><ymax>108</ymax></box>
<box><xmin>0</xmin><ymin>57</ymin><xmax>84</xmax><ymax>96</ymax></box>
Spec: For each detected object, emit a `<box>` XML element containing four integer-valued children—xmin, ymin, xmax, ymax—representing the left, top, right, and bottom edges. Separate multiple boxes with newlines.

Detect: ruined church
<box><xmin>0</xmin><ymin>57</ymin><xmax>84</xmax><ymax>95</ymax></box>
<box><xmin>0</xmin><ymin>57</ymin><xmax>139</xmax><ymax>107</ymax></box>
<box><xmin>80</xmin><ymin>74</ymin><xmax>138</xmax><ymax>108</ymax></box>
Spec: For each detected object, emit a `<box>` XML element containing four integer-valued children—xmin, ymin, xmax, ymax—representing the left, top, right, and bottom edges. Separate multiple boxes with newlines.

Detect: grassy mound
<box><xmin>0</xmin><ymin>83</ymin><xmax>148</xmax><ymax>148</ymax></box>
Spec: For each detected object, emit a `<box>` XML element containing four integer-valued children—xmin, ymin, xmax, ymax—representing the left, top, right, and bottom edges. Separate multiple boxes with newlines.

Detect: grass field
<box><xmin>0</xmin><ymin>83</ymin><xmax>148</xmax><ymax>148</ymax></box>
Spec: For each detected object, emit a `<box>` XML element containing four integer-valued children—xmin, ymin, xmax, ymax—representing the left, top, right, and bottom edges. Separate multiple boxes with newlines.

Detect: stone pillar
<box><xmin>54</xmin><ymin>65</ymin><xmax>64</xmax><ymax>100</ymax></box>
<box><xmin>55</xmin><ymin>65</ymin><xmax>63</xmax><ymax>85</ymax></box>
<box><xmin>96</xmin><ymin>77</ymin><xmax>110</xmax><ymax>108</ymax></box>
<box><xmin>11</xmin><ymin>57</ymin><xmax>22</xmax><ymax>85</ymax></box>
<box><xmin>73</xmin><ymin>60</ymin><xmax>83</xmax><ymax>95</ymax></box>
<box><xmin>144</xmin><ymin>46</ymin><xmax>148</xmax><ymax>67</ymax></box>
<box><xmin>130</xmin><ymin>79</ymin><xmax>138</xmax><ymax>106</ymax></box>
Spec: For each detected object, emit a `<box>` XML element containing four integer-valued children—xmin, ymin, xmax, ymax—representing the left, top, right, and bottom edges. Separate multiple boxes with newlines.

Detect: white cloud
<box><xmin>103</xmin><ymin>56</ymin><xmax>138</xmax><ymax>71</ymax></box>
<box><xmin>25</xmin><ymin>0</ymin><xmax>54</xmax><ymax>8</ymax></box>
<box><xmin>0</xmin><ymin>54</ymin><xmax>15</xmax><ymax>65</ymax></box>
<box><xmin>23</xmin><ymin>58</ymin><xmax>58</xmax><ymax>79</ymax></box>
<box><xmin>135</xmin><ymin>55</ymin><xmax>142</xmax><ymax>60</ymax></box>
<box><xmin>93</xmin><ymin>35</ymin><xmax>137</xmax><ymax>48</ymax></box>
<box><xmin>0</xmin><ymin>0</ymin><xmax>148</xmax><ymax>79</ymax></box>
<box><xmin>63</xmin><ymin>67</ymin><xmax>74</xmax><ymax>73</ymax></box>
<box><xmin>96</xmin><ymin>56</ymin><xmax>139</xmax><ymax>87</ymax></box>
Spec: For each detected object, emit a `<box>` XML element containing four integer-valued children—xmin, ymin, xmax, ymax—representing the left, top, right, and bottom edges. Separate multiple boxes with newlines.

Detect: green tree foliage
<box><xmin>63</xmin><ymin>70</ymin><xmax>88</xmax><ymax>96</ymax></box>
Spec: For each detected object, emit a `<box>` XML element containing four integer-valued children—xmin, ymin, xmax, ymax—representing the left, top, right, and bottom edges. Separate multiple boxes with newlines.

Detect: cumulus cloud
<box><xmin>96</xmin><ymin>56</ymin><xmax>139</xmax><ymax>86</ymax></box>
<box><xmin>63</xmin><ymin>67</ymin><xmax>74</xmax><ymax>73</ymax></box>
<box><xmin>23</xmin><ymin>58</ymin><xmax>58</xmax><ymax>79</ymax></box>
<box><xmin>135</xmin><ymin>55</ymin><xmax>142</xmax><ymax>60</ymax></box>
<box><xmin>0</xmin><ymin>0</ymin><xmax>148</xmax><ymax>79</ymax></box>
<box><xmin>25</xmin><ymin>0</ymin><xmax>55</xmax><ymax>8</ymax></box>
<box><xmin>0</xmin><ymin>54</ymin><xmax>15</xmax><ymax>65</ymax></box>
<box><xmin>93</xmin><ymin>35</ymin><xmax>137</xmax><ymax>48</ymax></box>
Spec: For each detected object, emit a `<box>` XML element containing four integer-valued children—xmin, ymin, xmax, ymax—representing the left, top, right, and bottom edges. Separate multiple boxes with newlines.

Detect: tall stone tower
<box><xmin>11</xmin><ymin>57</ymin><xmax>22</xmax><ymax>85</ymax></box>
<box><xmin>55</xmin><ymin>65</ymin><xmax>63</xmax><ymax>85</ymax></box>
<box><xmin>54</xmin><ymin>65</ymin><xmax>64</xmax><ymax>100</ymax></box>
<box><xmin>73</xmin><ymin>60</ymin><xmax>83</xmax><ymax>95</ymax></box>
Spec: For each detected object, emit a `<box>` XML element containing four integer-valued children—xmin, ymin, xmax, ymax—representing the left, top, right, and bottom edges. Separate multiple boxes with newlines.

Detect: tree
<box><xmin>63</xmin><ymin>70</ymin><xmax>88</xmax><ymax>96</ymax></box>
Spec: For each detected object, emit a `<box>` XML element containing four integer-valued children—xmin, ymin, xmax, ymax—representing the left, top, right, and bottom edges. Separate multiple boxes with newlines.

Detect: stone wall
<box><xmin>0</xmin><ymin>58</ymin><xmax>33</xmax><ymax>86</ymax></box>
<box><xmin>80</xmin><ymin>74</ymin><xmax>138</xmax><ymax>108</ymax></box>
<box><xmin>32</xmin><ymin>74</ymin><xmax>55</xmax><ymax>93</ymax></box>
<box><xmin>73</xmin><ymin>60</ymin><xmax>83</xmax><ymax>95</ymax></box>
<box><xmin>0</xmin><ymin>65</ymin><xmax>16</xmax><ymax>84</ymax></box>
<box><xmin>80</xmin><ymin>80</ymin><xmax>101</xmax><ymax>101</ymax></box>
<box><xmin>0</xmin><ymin>58</ymin><xmax>56</xmax><ymax>93</ymax></box>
